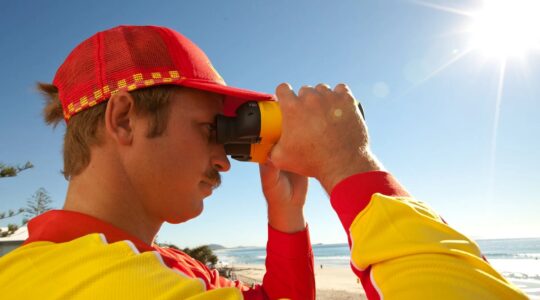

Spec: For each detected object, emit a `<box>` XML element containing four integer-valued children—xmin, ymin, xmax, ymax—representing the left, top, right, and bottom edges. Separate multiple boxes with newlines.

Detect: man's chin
<box><xmin>165</xmin><ymin>202</ymin><xmax>204</xmax><ymax>224</ymax></box>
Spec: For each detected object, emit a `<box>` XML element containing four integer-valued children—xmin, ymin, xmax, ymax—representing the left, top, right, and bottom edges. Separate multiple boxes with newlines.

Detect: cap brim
<box><xmin>179</xmin><ymin>79</ymin><xmax>275</xmax><ymax>116</ymax></box>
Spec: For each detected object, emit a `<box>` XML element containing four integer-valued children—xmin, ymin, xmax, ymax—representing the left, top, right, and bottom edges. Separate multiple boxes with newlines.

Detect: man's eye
<box><xmin>205</xmin><ymin>123</ymin><xmax>216</xmax><ymax>133</ymax></box>
<box><xmin>205</xmin><ymin>123</ymin><xmax>217</xmax><ymax>142</ymax></box>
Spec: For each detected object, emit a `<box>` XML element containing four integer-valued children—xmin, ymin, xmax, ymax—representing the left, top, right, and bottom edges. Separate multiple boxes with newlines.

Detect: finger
<box><xmin>289</xmin><ymin>172</ymin><xmax>308</xmax><ymax>189</ymax></box>
<box><xmin>275</xmin><ymin>83</ymin><xmax>297</xmax><ymax>104</ymax></box>
<box><xmin>333</xmin><ymin>83</ymin><xmax>351</xmax><ymax>94</ymax></box>
<box><xmin>334</xmin><ymin>83</ymin><xmax>357</xmax><ymax>105</ymax></box>
<box><xmin>259</xmin><ymin>159</ymin><xmax>280</xmax><ymax>189</ymax></box>
<box><xmin>298</xmin><ymin>85</ymin><xmax>314</xmax><ymax>98</ymax></box>
<box><xmin>285</xmin><ymin>171</ymin><xmax>308</xmax><ymax>202</ymax></box>
<box><xmin>315</xmin><ymin>83</ymin><xmax>331</xmax><ymax>94</ymax></box>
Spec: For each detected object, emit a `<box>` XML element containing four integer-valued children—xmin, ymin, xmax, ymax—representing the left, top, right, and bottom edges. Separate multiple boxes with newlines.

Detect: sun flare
<box><xmin>411</xmin><ymin>0</ymin><xmax>540</xmax><ymax>203</ymax></box>
<box><xmin>469</xmin><ymin>0</ymin><xmax>540</xmax><ymax>58</ymax></box>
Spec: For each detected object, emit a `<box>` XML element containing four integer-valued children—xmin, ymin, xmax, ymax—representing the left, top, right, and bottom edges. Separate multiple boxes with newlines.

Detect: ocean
<box><xmin>215</xmin><ymin>238</ymin><xmax>540</xmax><ymax>297</ymax></box>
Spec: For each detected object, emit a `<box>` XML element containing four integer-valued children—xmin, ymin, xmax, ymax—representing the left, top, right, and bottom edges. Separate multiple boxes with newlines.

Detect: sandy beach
<box><xmin>232</xmin><ymin>263</ymin><xmax>366</xmax><ymax>300</ymax></box>
<box><xmin>232</xmin><ymin>261</ymin><xmax>540</xmax><ymax>299</ymax></box>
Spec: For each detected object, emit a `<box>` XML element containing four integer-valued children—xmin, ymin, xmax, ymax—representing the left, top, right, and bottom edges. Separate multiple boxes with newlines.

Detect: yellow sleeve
<box><xmin>331</xmin><ymin>171</ymin><xmax>528</xmax><ymax>299</ymax></box>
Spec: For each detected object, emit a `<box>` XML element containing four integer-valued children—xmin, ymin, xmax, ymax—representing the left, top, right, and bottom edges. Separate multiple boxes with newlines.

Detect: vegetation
<box><xmin>0</xmin><ymin>162</ymin><xmax>53</xmax><ymax>237</ymax></box>
<box><xmin>25</xmin><ymin>188</ymin><xmax>53</xmax><ymax>220</ymax></box>
<box><xmin>159</xmin><ymin>243</ymin><xmax>219</xmax><ymax>267</ymax></box>
<box><xmin>0</xmin><ymin>208</ymin><xmax>25</xmax><ymax>221</ymax></box>
<box><xmin>0</xmin><ymin>224</ymin><xmax>20</xmax><ymax>237</ymax></box>
<box><xmin>1</xmin><ymin>161</ymin><xmax>34</xmax><ymax>221</ymax></box>
<box><xmin>0</xmin><ymin>161</ymin><xmax>33</xmax><ymax>178</ymax></box>
<box><xmin>182</xmin><ymin>245</ymin><xmax>219</xmax><ymax>266</ymax></box>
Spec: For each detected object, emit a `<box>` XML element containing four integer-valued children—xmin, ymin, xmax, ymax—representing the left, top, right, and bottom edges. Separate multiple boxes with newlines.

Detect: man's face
<box><xmin>126</xmin><ymin>88</ymin><xmax>231</xmax><ymax>224</ymax></box>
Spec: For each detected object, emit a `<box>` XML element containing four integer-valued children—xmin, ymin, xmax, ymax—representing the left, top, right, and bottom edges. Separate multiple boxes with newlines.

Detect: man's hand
<box><xmin>269</xmin><ymin>83</ymin><xmax>382</xmax><ymax>193</ymax></box>
<box><xmin>259</xmin><ymin>159</ymin><xmax>307</xmax><ymax>233</ymax></box>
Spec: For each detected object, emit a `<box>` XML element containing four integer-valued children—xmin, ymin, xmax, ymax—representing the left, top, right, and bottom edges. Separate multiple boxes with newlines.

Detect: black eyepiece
<box><xmin>215</xmin><ymin>102</ymin><xmax>261</xmax><ymax>144</ymax></box>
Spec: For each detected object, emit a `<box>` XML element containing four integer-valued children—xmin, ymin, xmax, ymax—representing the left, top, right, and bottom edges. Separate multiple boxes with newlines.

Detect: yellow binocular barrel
<box><xmin>215</xmin><ymin>100</ymin><xmax>363</xmax><ymax>163</ymax></box>
<box><xmin>216</xmin><ymin>101</ymin><xmax>281</xmax><ymax>163</ymax></box>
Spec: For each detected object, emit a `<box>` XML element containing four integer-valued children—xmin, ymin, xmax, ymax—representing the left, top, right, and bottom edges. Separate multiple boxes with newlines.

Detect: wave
<box><xmin>502</xmin><ymin>272</ymin><xmax>540</xmax><ymax>281</ymax></box>
<box><xmin>255</xmin><ymin>255</ymin><xmax>349</xmax><ymax>261</ymax></box>
<box><xmin>485</xmin><ymin>252</ymin><xmax>540</xmax><ymax>259</ymax></box>
<box><xmin>314</xmin><ymin>256</ymin><xmax>350</xmax><ymax>261</ymax></box>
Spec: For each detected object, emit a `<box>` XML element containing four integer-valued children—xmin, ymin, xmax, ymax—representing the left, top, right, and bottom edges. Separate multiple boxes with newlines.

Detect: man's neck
<box><xmin>63</xmin><ymin>161</ymin><xmax>162</xmax><ymax>246</ymax></box>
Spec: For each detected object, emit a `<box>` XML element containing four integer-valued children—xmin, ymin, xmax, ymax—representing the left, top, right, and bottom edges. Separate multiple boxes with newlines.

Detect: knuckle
<box><xmin>269</xmin><ymin>148</ymin><xmax>286</xmax><ymax>168</ymax></box>
<box><xmin>334</xmin><ymin>83</ymin><xmax>348</xmax><ymax>92</ymax></box>
<box><xmin>276</xmin><ymin>83</ymin><xmax>288</xmax><ymax>94</ymax></box>
<box><xmin>298</xmin><ymin>85</ymin><xmax>313</xmax><ymax>94</ymax></box>
<box><xmin>315</xmin><ymin>83</ymin><xmax>331</xmax><ymax>92</ymax></box>
<box><xmin>277</xmin><ymin>82</ymin><xmax>291</xmax><ymax>91</ymax></box>
<box><xmin>276</xmin><ymin>83</ymin><xmax>293</xmax><ymax>97</ymax></box>
<box><xmin>304</xmin><ymin>90</ymin><xmax>321</xmax><ymax>103</ymax></box>
<box><xmin>298</xmin><ymin>85</ymin><xmax>321</xmax><ymax>103</ymax></box>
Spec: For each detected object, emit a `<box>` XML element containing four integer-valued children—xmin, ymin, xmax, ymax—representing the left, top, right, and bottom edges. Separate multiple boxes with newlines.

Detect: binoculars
<box><xmin>216</xmin><ymin>101</ymin><xmax>364</xmax><ymax>163</ymax></box>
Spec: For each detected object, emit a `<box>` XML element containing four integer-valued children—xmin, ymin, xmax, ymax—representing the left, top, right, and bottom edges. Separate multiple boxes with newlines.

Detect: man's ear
<box><xmin>105</xmin><ymin>91</ymin><xmax>137</xmax><ymax>146</ymax></box>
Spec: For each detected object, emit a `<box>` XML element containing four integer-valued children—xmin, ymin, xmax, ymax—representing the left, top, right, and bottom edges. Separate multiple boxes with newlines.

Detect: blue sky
<box><xmin>1</xmin><ymin>0</ymin><xmax>539</xmax><ymax>248</ymax></box>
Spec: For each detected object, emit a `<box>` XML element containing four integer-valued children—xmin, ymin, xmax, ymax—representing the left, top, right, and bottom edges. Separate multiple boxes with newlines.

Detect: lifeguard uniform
<box><xmin>331</xmin><ymin>171</ymin><xmax>528</xmax><ymax>299</ymax></box>
<box><xmin>0</xmin><ymin>171</ymin><xmax>528</xmax><ymax>299</ymax></box>
<box><xmin>0</xmin><ymin>210</ymin><xmax>314</xmax><ymax>299</ymax></box>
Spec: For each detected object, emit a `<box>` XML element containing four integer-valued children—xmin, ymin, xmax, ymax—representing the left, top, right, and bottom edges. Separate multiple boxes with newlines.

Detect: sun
<box><xmin>411</xmin><ymin>0</ymin><xmax>540</xmax><ymax>203</ymax></box>
<box><xmin>469</xmin><ymin>0</ymin><xmax>540</xmax><ymax>59</ymax></box>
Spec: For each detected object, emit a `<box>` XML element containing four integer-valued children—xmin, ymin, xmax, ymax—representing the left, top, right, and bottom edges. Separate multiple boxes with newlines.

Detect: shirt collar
<box><xmin>24</xmin><ymin>210</ymin><xmax>155</xmax><ymax>252</ymax></box>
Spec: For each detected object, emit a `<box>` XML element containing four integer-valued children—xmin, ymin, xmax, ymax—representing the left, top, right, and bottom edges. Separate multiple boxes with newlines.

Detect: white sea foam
<box><xmin>515</xmin><ymin>253</ymin><xmax>540</xmax><ymax>259</ymax></box>
<box><xmin>315</xmin><ymin>255</ymin><xmax>349</xmax><ymax>261</ymax></box>
<box><xmin>489</xmin><ymin>258</ymin><xmax>540</xmax><ymax>281</ymax></box>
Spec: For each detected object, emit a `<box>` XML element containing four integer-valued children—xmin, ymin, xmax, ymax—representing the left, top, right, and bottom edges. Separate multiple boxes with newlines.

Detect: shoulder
<box><xmin>0</xmin><ymin>233</ymin><xmax>209</xmax><ymax>298</ymax></box>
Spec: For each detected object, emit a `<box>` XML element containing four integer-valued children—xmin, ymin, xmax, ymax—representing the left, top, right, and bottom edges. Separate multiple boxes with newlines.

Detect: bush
<box><xmin>182</xmin><ymin>245</ymin><xmax>219</xmax><ymax>267</ymax></box>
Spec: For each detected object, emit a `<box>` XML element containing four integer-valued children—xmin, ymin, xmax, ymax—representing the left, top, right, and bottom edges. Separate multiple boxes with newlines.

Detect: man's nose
<box><xmin>212</xmin><ymin>144</ymin><xmax>231</xmax><ymax>172</ymax></box>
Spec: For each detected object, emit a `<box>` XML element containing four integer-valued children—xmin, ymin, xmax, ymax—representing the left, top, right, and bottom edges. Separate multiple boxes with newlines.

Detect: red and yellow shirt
<box><xmin>0</xmin><ymin>171</ymin><xmax>528</xmax><ymax>299</ymax></box>
<box><xmin>331</xmin><ymin>171</ymin><xmax>527</xmax><ymax>299</ymax></box>
<box><xmin>0</xmin><ymin>210</ymin><xmax>314</xmax><ymax>299</ymax></box>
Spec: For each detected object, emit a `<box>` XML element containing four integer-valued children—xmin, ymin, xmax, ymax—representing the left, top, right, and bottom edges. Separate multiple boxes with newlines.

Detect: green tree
<box><xmin>182</xmin><ymin>245</ymin><xmax>219</xmax><ymax>267</ymax></box>
<box><xmin>0</xmin><ymin>161</ymin><xmax>34</xmax><ymax>234</ymax></box>
<box><xmin>0</xmin><ymin>208</ymin><xmax>25</xmax><ymax>221</ymax></box>
<box><xmin>157</xmin><ymin>242</ymin><xmax>219</xmax><ymax>267</ymax></box>
<box><xmin>0</xmin><ymin>161</ymin><xmax>33</xmax><ymax>178</ymax></box>
<box><xmin>0</xmin><ymin>223</ymin><xmax>20</xmax><ymax>237</ymax></box>
<box><xmin>25</xmin><ymin>188</ymin><xmax>53</xmax><ymax>219</ymax></box>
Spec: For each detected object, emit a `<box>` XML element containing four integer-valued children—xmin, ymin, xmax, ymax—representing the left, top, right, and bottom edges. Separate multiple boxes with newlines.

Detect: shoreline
<box><xmin>229</xmin><ymin>261</ymin><xmax>540</xmax><ymax>299</ymax></box>
<box><xmin>231</xmin><ymin>263</ymin><xmax>366</xmax><ymax>300</ymax></box>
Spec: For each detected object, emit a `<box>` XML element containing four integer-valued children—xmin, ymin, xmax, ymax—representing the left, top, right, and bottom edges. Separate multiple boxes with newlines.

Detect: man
<box><xmin>0</xmin><ymin>25</ymin><xmax>314</xmax><ymax>300</ymax></box>
<box><xmin>0</xmin><ymin>25</ymin><xmax>528</xmax><ymax>299</ymax></box>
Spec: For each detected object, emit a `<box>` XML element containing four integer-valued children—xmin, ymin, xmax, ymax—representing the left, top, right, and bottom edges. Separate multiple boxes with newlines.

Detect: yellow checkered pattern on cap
<box><xmin>64</xmin><ymin>70</ymin><xmax>184</xmax><ymax>120</ymax></box>
<box><xmin>118</xmin><ymin>79</ymin><xmax>127</xmax><ymax>89</ymax></box>
<box><xmin>133</xmin><ymin>73</ymin><xmax>143</xmax><ymax>82</ymax></box>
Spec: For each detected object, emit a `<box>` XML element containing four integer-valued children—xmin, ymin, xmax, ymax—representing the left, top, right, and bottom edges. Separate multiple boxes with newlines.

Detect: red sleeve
<box><xmin>258</xmin><ymin>224</ymin><xmax>315</xmax><ymax>300</ymax></box>
<box><xmin>227</xmin><ymin>225</ymin><xmax>315</xmax><ymax>300</ymax></box>
<box><xmin>327</xmin><ymin>171</ymin><xmax>409</xmax><ymax>298</ymax></box>
<box><xmin>330</xmin><ymin>171</ymin><xmax>410</xmax><ymax>234</ymax></box>
<box><xmin>157</xmin><ymin>225</ymin><xmax>314</xmax><ymax>300</ymax></box>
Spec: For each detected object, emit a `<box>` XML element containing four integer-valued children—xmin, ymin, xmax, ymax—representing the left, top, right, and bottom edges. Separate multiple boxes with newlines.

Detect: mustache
<box><xmin>205</xmin><ymin>168</ymin><xmax>222</xmax><ymax>190</ymax></box>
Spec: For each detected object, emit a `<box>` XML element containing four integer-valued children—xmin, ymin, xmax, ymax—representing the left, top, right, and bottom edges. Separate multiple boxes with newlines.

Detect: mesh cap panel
<box><xmin>52</xmin><ymin>25</ymin><xmax>273</xmax><ymax>121</ymax></box>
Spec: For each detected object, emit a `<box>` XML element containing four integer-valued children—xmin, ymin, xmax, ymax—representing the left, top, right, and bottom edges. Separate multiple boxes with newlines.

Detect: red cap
<box><xmin>53</xmin><ymin>25</ymin><xmax>274</xmax><ymax>121</ymax></box>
